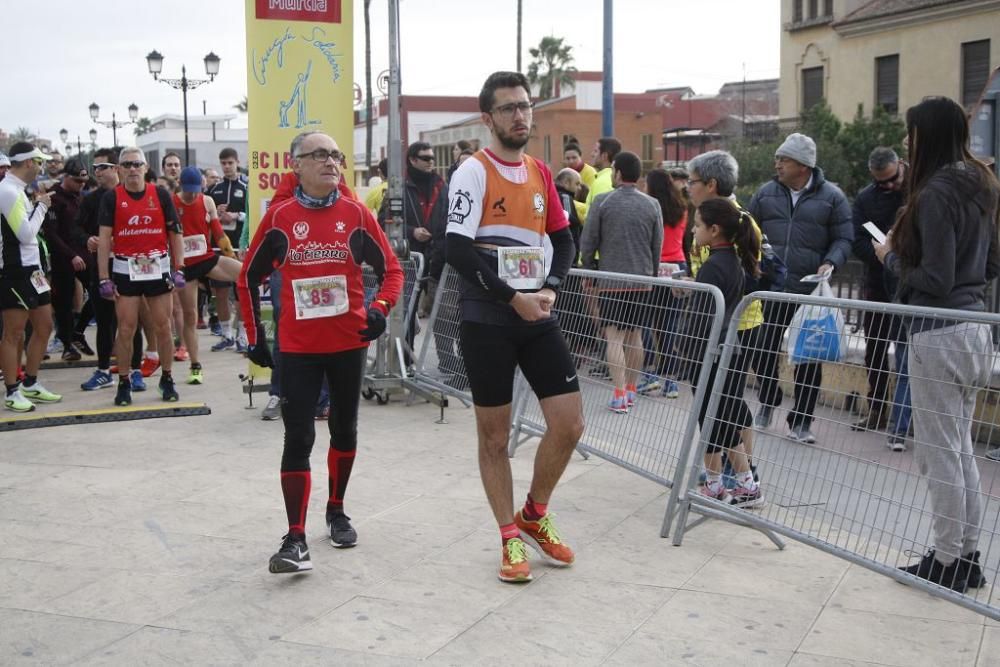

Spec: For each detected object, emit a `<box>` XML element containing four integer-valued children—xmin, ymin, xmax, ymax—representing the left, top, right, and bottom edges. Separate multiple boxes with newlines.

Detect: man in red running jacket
<box><xmin>238</xmin><ymin>131</ymin><xmax>403</xmax><ymax>574</ymax></box>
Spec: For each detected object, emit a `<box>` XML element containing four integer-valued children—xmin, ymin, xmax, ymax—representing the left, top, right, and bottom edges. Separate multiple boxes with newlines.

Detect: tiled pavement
<box><xmin>0</xmin><ymin>331</ymin><xmax>994</xmax><ymax>666</ymax></box>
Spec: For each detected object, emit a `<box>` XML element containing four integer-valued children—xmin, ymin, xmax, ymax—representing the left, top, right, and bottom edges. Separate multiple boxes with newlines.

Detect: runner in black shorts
<box><xmin>446</xmin><ymin>72</ymin><xmax>584</xmax><ymax>583</ymax></box>
<box><xmin>97</xmin><ymin>147</ymin><xmax>185</xmax><ymax>406</ymax></box>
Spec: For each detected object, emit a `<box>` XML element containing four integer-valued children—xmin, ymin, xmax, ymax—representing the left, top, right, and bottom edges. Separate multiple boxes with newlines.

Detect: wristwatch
<box><xmin>542</xmin><ymin>276</ymin><xmax>562</xmax><ymax>293</ymax></box>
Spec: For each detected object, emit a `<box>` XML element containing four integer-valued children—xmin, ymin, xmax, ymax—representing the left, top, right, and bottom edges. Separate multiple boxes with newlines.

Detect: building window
<box><xmin>641</xmin><ymin>134</ymin><xmax>654</xmax><ymax>162</ymax></box>
<box><xmin>823</xmin><ymin>0</ymin><xmax>832</xmax><ymax>16</ymax></box>
<box><xmin>801</xmin><ymin>66</ymin><xmax>824</xmax><ymax>112</ymax></box>
<box><xmin>544</xmin><ymin>135</ymin><xmax>552</xmax><ymax>165</ymax></box>
<box><xmin>808</xmin><ymin>0</ymin><xmax>818</xmax><ymax>19</ymax></box>
<box><xmin>793</xmin><ymin>0</ymin><xmax>802</xmax><ymax>23</ymax></box>
<box><xmin>875</xmin><ymin>54</ymin><xmax>899</xmax><ymax>115</ymax></box>
<box><xmin>962</xmin><ymin>40</ymin><xmax>991</xmax><ymax>107</ymax></box>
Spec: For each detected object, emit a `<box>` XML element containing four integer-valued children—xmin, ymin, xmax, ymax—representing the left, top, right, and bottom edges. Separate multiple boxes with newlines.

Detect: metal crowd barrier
<box><xmin>506</xmin><ymin>267</ymin><xmax>725</xmax><ymax>536</ymax></box>
<box><xmin>362</xmin><ymin>251</ymin><xmax>424</xmax><ymax>374</ymax></box>
<box><xmin>671</xmin><ymin>290</ymin><xmax>1000</xmax><ymax>621</ymax></box>
<box><xmin>409</xmin><ymin>265</ymin><xmax>473</xmax><ymax>406</ymax></box>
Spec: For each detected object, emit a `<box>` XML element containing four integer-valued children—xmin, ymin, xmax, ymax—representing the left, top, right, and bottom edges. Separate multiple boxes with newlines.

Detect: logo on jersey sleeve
<box><xmin>533</xmin><ymin>192</ymin><xmax>545</xmax><ymax>214</ymax></box>
<box><xmin>335</xmin><ymin>221</ymin><xmax>346</xmax><ymax>233</ymax></box>
<box><xmin>448</xmin><ymin>190</ymin><xmax>473</xmax><ymax>225</ymax></box>
<box><xmin>292</xmin><ymin>221</ymin><xmax>310</xmax><ymax>240</ymax></box>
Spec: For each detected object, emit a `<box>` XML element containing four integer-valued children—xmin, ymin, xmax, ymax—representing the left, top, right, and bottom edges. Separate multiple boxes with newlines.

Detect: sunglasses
<box><xmin>32</xmin><ymin>158</ymin><xmax>45</xmax><ymax>166</ymax></box>
<box><xmin>72</xmin><ymin>175</ymin><xmax>89</xmax><ymax>183</ymax></box>
<box><xmin>414</xmin><ymin>155</ymin><xmax>435</xmax><ymax>162</ymax></box>
<box><xmin>120</xmin><ymin>161</ymin><xmax>146</xmax><ymax>169</ymax></box>
<box><xmin>94</xmin><ymin>163</ymin><xmax>115</xmax><ymax>171</ymax></box>
<box><xmin>873</xmin><ymin>164</ymin><xmax>901</xmax><ymax>187</ymax></box>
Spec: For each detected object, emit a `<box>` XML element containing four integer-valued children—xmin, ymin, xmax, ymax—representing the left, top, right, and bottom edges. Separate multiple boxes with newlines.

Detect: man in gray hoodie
<box><xmin>748</xmin><ymin>133</ymin><xmax>853</xmax><ymax>444</ymax></box>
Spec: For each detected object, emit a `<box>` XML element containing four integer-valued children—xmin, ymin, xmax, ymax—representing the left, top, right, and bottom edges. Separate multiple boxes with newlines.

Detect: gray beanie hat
<box><xmin>775</xmin><ymin>132</ymin><xmax>817</xmax><ymax>169</ymax></box>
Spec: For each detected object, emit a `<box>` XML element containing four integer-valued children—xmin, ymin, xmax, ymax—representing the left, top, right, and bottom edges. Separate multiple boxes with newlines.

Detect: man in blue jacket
<box><xmin>748</xmin><ymin>133</ymin><xmax>853</xmax><ymax>444</ymax></box>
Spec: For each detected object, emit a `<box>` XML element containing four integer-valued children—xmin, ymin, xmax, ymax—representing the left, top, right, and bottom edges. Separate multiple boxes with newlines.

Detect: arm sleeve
<box><xmin>899</xmin><ymin>190</ymin><xmax>956</xmax><ymax>297</ymax></box>
<box><xmin>850</xmin><ymin>193</ymin><xmax>878</xmax><ymax>266</ymax></box>
<box><xmin>156</xmin><ymin>187</ymin><xmax>182</xmax><ymax>234</ymax></box>
<box><xmin>652</xmin><ymin>204</ymin><xmax>664</xmax><ymax>277</ymax></box>
<box><xmin>360</xmin><ymin>206</ymin><xmax>404</xmax><ymax>313</ymax></box>
<box><xmin>547</xmin><ymin>226</ymin><xmax>574</xmax><ymax>284</ymax></box>
<box><xmin>238</xmin><ymin>211</ymin><xmax>284</xmax><ymax>346</ymax></box>
<box><xmin>822</xmin><ymin>189</ymin><xmax>854</xmax><ymax>268</ymax></box>
<box><xmin>445</xmin><ymin>233</ymin><xmax>516</xmax><ymax>302</ymax></box>
<box><xmin>0</xmin><ymin>188</ymin><xmax>48</xmax><ymax>244</ymax></box>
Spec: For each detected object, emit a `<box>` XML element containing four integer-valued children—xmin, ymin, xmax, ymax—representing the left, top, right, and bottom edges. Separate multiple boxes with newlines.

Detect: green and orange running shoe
<box><xmin>515</xmin><ymin>510</ymin><xmax>575</xmax><ymax>566</ymax></box>
<box><xmin>499</xmin><ymin>537</ymin><xmax>532</xmax><ymax>583</ymax></box>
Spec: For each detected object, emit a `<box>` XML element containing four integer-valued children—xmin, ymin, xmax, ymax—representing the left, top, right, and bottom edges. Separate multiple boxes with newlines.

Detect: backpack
<box><xmin>745</xmin><ymin>234</ymin><xmax>787</xmax><ymax>293</ymax></box>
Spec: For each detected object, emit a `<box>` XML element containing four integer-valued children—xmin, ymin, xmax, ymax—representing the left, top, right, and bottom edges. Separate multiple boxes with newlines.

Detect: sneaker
<box><xmin>61</xmin><ymin>347</ymin><xmax>82</xmax><ymax>362</ymax></box>
<box><xmin>314</xmin><ymin>405</ymin><xmax>330</xmax><ymax>420</ymax></box>
<box><xmin>608</xmin><ymin>392</ymin><xmax>629</xmax><ymax>414</ymax></box>
<box><xmin>326</xmin><ymin>510</ymin><xmax>358</xmax><ymax>548</ymax></box>
<box><xmin>498</xmin><ymin>537</ymin><xmax>532</xmax><ymax>583</ymax></box>
<box><xmin>514</xmin><ymin>510</ymin><xmax>575</xmax><ymax>566</ymax></box>
<box><xmin>261</xmin><ymin>395</ymin><xmax>282</xmax><ymax>421</ymax></box>
<box><xmin>730</xmin><ymin>481</ymin><xmax>764</xmax><ymax>509</ymax></box>
<box><xmin>81</xmin><ymin>369</ymin><xmax>114</xmax><ymax>391</ymax></box>
<box><xmin>46</xmin><ymin>339</ymin><xmax>63</xmax><ymax>354</ymax></box>
<box><xmin>140</xmin><ymin>356</ymin><xmax>160</xmax><ymax>378</ymax></box>
<box><xmin>754</xmin><ymin>405</ymin><xmax>773</xmax><ymax>429</ymax></box>
<box><xmin>788</xmin><ymin>425</ymin><xmax>817</xmax><ymax>444</ymax></box>
<box><xmin>4</xmin><ymin>388</ymin><xmax>35</xmax><ymax>413</ymax></box>
<box><xmin>899</xmin><ymin>549</ymin><xmax>971</xmax><ymax>593</ymax></box>
<box><xmin>21</xmin><ymin>382</ymin><xmax>62</xmax><ymax>403</ymax></box>
<box><xmin>187</xmin><ymin>366</ymin><xmax>204</xmax><ymax>385</ymax></box>
<box><xmin>268</xmin><ymin>533</ymin><xmax>313</xmax><ymax>574</ymax></box>
<box><xmin>173</xmin><ymin>345</ymin><xmax>189</xmax><ymax>362</ymax></box>
<box><xmin>235</xmin><ymin>339</ymin><xmax>248</xmax><ymax>354</ymax></box>
<box><xmin>159</xmin><ymin>375</ymin><xmax>179</xmax><ymax>402</ymax></box>
<box><xmin>211</xmin><ymin>337</ymin><xmax>235</xmax><ymax>352</ymax></box>
<box><xmin>662</xmin><ymin>379</ymin><xmax>680</xmax><ymax>399</ymax></box>
<box><xmin>700</xmin><ymin>482</ymin><xmax>732</xmax><ymax>503</ymax></box>
<box><xmin>114</xmin><ymin>380</ymin><xmax>132</xmax><ymax>406</ymax></box>
<box><xmin>210</xmin><ymin>321</ymin><xmax>222</xmax><ymax>336</ymax></box>
<box><xmin>985</xmin><ymin>448</ymin><xmax>1000</xmax><ymax>462</ymax></box>
<box><xmin>130</xmin><ymin>369</ymin><xmax>146</xmax><ymax>392</ymax></box>
<box><xmin>196</xmin><ymin>318</ymin><xmax>208</xmax><ymax>330</ymax></box>
<box><xmin>626</xmin><ymin>386</ymin><xmax>637</xmax><ymax>408</ymax></box>
<box><xmin>72</xmin><ymin>336</ymin><xmax>95</xmax><ymax>356</ymax></box>
<box><xmin>965</xmin><ymin>550</ymin><xmax>988</xmax><ymax>589</ymax></box>
<box><xmin>887</xmin><ymin>434</ymin><xmax>907</xmax><ymax>452</ymax></box>
<box><xmin>851</xmin><ymin>411</ymin><xmax>887</xmax><ymax>432</ymax></box>
<box><xmin>636</xmin><ymin>375</ymin><xmax>663</xmax><ymax>395</ymax></box>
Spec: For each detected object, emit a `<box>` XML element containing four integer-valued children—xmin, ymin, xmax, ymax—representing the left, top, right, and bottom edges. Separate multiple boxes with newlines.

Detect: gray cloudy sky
<box><xmin>2</xmin><ymin>0</ymin><xmax>778</xmax><ymax>150</ymax></box>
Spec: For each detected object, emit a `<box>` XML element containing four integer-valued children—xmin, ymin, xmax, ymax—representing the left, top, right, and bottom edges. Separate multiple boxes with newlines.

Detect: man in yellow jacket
<box><xmin>585</xmin><ymin>137</ymin><xmax>621</xmax><ymax>208</ymax></box>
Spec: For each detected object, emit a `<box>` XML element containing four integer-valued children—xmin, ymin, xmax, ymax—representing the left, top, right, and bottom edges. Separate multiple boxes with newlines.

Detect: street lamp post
<box><xmin>146</xmin><ymin>50</ymin><xmax>220</xmax><ymax>166</ymax></box>
<box><xmin>88</xmin><ymin>102</ymin><xmax>138</xmax><ymax>147</ymax></box>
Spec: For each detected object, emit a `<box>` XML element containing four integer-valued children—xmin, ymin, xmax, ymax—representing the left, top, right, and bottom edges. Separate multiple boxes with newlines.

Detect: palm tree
<box><xmin>133</xmin><ymin>117</ymin><xmax>153</xmax><ymax>137</ymax></box>
<box><xmin>526</xmin><ymin>36</ymin><xmax>577</xmax><ymax>100</ymax></box>
<box><xmin>234</xmin><ymin>96</ymin><xmax>248</xmax><ymax>113</ymax></box>
<box><xmin>364</xmin><ymin>0</ymin><xmax>373</xmax><ymax>176</ymax></box>
<box><xmin>11</xmin><ymin>126</ymin><xmax>34</xmax><ymax>143</ymax></box>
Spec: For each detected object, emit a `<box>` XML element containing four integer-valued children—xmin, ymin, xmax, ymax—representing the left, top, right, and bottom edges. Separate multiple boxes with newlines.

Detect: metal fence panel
<box><xmin>410</xmin><ymin>265</ymin><xmax>472</xmax><ymax>404</ymax></box>
<box><xmin>507</xmin><ymin>268</ymin><xmax>726</xmax><ymax>535</ymax></box>
<box><xmin>362</xmin><ymin>252</ymin><xmax>424</xmax><ymax>372</ymax></box>
<box><xmin>672</xmin><ymin>290</ymin><xmax>1000</xmax><ymax>621</ymax></box>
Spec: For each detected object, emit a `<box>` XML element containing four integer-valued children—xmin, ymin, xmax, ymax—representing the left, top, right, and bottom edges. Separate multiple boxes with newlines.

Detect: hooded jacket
<box><xmin>748</xmin><ymin>167</ymin><xmax>853</xmax><ymax>294</ymax></box>
<box><xmin>886</xmin><ymin>162</ymin><xmax>1000</xmax><ymax>322</ymax></box>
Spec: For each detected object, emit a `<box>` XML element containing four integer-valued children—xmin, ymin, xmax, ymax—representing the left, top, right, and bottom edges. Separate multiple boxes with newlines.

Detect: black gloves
<box><xmin>359</xmin><ymin>307</ymin><xmax>387</xmax><ymax>342</ymax></box>
<box><xmin>247</xmin><ymin>324</ymin><xmax>274</xmax><ymax>368</ymax></box>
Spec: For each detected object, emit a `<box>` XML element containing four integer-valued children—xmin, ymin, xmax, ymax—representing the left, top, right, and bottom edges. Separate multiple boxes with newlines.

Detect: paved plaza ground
<box><xmin>1</xmin><ymin>329</ymin><xmax>997</xmax><ymax>665</ymax></box>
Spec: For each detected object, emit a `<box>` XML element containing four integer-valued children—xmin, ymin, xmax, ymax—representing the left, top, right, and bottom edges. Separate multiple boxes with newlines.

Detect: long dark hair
<box><xmin>646</xmin><ymin>168</ymin><xmax>686</xmax><ymax>228</ymax></box>
<box><xmin>893</xmin><ymin>96</ymin><xmax>1000</xmax><ymax>268</ymax></box>
<box><xmin>697</xmin><ymin>198</ymin><xmax>761</xmax><ymax>278</ymax></box>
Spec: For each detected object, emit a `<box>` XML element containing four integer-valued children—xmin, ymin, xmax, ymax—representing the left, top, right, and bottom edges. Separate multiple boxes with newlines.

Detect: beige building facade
<box><xmin>780</xmin><ymin>0</ymin><xmax>1000</xmax><ymax>120</ymax></box>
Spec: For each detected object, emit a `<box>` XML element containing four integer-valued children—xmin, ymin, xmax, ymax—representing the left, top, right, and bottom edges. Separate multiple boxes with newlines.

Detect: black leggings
<box><xmin>695</xmin><ymin>330</ymin><xmax>755</xmax><ymax>454</ymax></box>
<box><xmin>279</xmin><ymin>347</ymin><xmax>367</xmax><ymax>471</ymax></box>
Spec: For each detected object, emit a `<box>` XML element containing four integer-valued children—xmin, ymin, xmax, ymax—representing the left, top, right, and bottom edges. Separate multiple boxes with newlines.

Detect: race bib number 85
<box><xmin>292</xmin><ymin>275</ymin><xmax>349</xmax><ymax>320</ymax></box>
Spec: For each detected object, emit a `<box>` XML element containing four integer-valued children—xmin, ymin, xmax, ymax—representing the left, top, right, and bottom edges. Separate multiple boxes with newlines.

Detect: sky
<box><xmin>1</xmin><ymin>0</ymin><xmax>779</xmax><ymax>151</ymax></box>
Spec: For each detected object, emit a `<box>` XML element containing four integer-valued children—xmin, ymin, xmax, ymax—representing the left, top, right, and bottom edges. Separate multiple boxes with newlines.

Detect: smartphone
<box><xmin>863</xmin><ymin>221</ymin><xmax>887</xmax><ymax>245</ymax></box>
<box><xmin>671</xmin><ymin>269</ymin><xmax>687</xmax><ymax>278</ymax></box>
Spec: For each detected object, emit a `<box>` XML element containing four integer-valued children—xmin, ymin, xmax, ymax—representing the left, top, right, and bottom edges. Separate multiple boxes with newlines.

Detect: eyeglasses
<box><xmin>873</xmin><ymin>164</ymin><xmax>902</xmax><ymax>188</ymax></box>
<box><xmin>414</xmin><ymin>154</ymin><xmax>435</xmax><ymax>162</ymax></box>
<box><xmin>72</xmin><ymin>176</ymin><xmax>89</xmax><ymax>183</ymax></box>
<box><xmin>296</xmin><ymin>149</ymin><xmax>344</xmax><ymax>163</ymax></box>
<box><xmin>120</xmin><ymin>160</ymin><xmax>146</xmax><ymax>169</ymax></box>
<box><xmin>491</xmin><ymin>102</ymin><xmax>534</xmax><ymax>118</ymax></box>
<box><xmin>94</xmin><ymin>163</ymin><xmax>115</xmax><ymax>171</ymax></box>
<box><xmin>686</xmin><ymin>179</ymin><xmax>704</xmax><ymax>186</ymax></box>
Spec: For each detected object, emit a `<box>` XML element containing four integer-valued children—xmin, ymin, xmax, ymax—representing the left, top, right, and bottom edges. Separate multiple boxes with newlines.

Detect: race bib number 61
<box><xmin>292</xmin><ymin>275</ymin><xmax>349</xmax><ymax>320</ymax></box>
<box><xmin>497</xmin><ymin>246</ymin><xmax>545</xmax><ymax>290</ymax></box>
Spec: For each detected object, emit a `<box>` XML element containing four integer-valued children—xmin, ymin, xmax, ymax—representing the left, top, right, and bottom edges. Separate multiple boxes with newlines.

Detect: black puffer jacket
<box><xmin>748</xmin><ymin>167</ymin><xmax>853</xmax><ymax>294</ymax></box>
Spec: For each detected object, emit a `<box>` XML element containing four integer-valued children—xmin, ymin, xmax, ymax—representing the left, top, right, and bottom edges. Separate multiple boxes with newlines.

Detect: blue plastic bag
<box><xmin>787</xmin><ymin>280</ymin><xmax>845</xmax><ymax>365</ymax></box>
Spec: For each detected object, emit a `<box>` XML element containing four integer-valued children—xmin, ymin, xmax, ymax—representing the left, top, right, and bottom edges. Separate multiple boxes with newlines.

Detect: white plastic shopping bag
<box><xmin>786</xmin><ymin>279</ymin><xmax>845</xmax><ymax>365</ymax></box>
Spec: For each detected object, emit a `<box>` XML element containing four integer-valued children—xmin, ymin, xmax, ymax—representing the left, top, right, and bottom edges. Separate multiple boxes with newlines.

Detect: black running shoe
<box><xmin>114</xmin><ymin>379</ymin><xmax>132</xmax><ymax>406</ymax></box>
<box><xmin>61</xmin><ymin>347</ymin><xmax>82</xmax><ymax>362</ymax></box>
<box><xmin>268</xmin><ymin>533</ymin><xmax>313</xmax><ymax>573</ymax></box>
<box><xmin>159</xmin><ymin>375</ymin><xmax>179</xmax><ymax>402</ymax></box>
<box><xmin>73</xmin><ymin>335</ymin><xmax>95</xmax><ymax>356</ymax></box>
<box><xmin>899</xmin><ymin>549</ymin><xmax>970</xmax><ymax>593</ymax></box>
<box><xmin>964</xmin><ymin>550</ymin><xmax>987</xmax><ymax>589</ymax></box>
<box><xmin>326</xmin><ymin>510</ymin><xmax>358</xmax><ymax>548</ymax></box>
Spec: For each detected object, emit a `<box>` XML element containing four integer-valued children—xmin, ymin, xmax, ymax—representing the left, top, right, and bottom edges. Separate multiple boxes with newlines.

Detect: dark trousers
<box><xmin>696</xmin><ymin>342</ymin><xmax>753</xmax><ymax>453</ymax></box>
<box><xmin>753</xmin><ymin>299</ymin><xmax>823</xmax><ymax>428</ymax></box>
<box><xmin>861</xmin><ymin>307</ymin><xmax>900</xmax><ymax>419</ymax></box>
<box><xmin>51</xmin><ymin>269</ymin><xmax>89</xmax><ymax>348</ymax></box>
<box><xmin>279</xmin><ymin>348</ymin><xmax>366</xmax><ymax>471</ymax></box>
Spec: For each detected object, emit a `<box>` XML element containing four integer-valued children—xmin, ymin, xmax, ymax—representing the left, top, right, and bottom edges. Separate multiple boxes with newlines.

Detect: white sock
<box><xmin>736</xmin><ymin>471</ymin><xmax>755</xmax><ymax>487</ymax></box>
<box><xmin>146</xmin><ymin>351</ymin><xmax>159</xmax><ymax>361</ymax></box>
<box><xmin>221</xmin><ymin>322</ymin><xmax>233</xmax><ymax>339</ymax></box>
